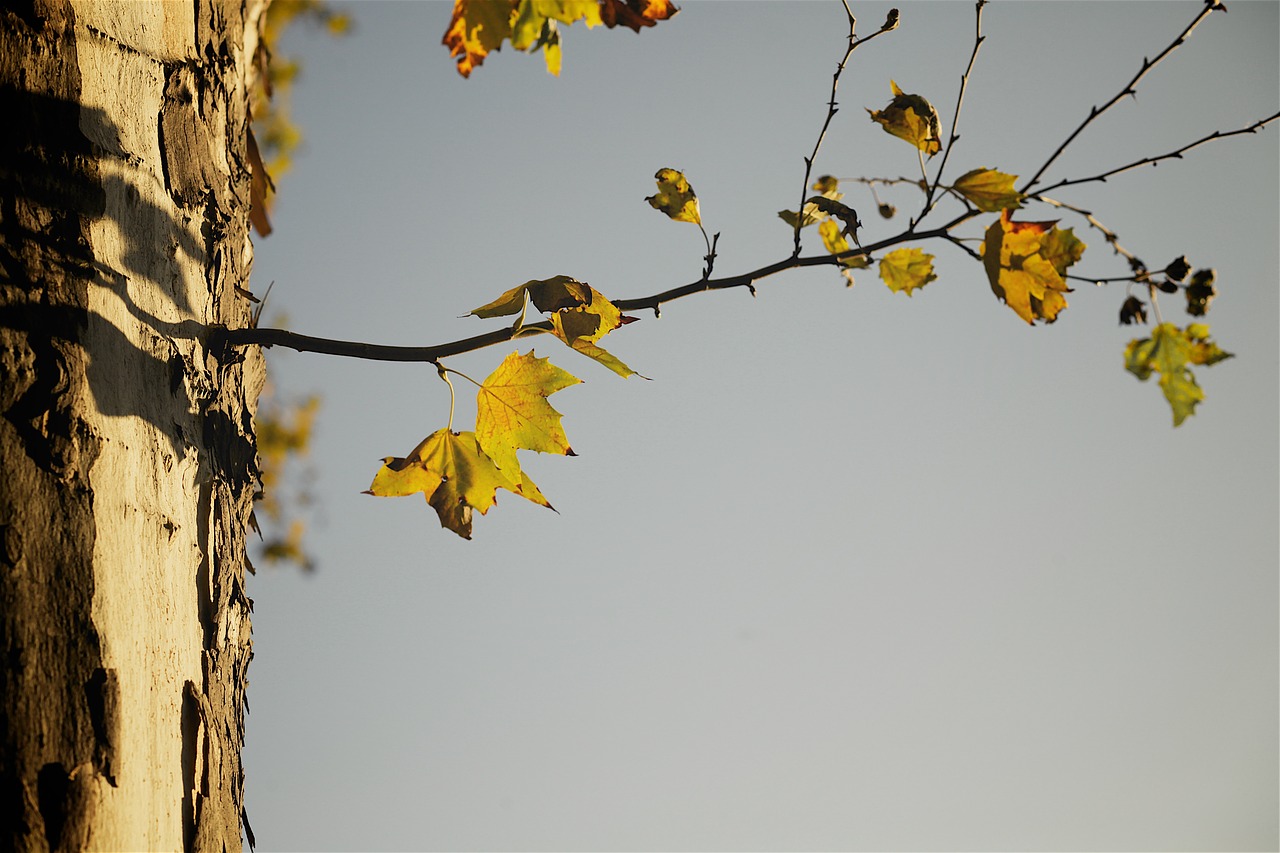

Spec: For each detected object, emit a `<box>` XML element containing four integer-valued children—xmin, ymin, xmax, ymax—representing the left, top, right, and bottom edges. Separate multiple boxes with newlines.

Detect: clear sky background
<box><xmin>240</xmin><ymin>3</ymin><xmax>1278</xmax><ymax>850</ymax></box>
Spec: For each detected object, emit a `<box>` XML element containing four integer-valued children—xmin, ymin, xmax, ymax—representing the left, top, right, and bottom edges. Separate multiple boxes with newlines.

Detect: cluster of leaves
<box><xmin>234</xmin><ymin>2</ymin><xmax>1263</xmax><ymax>539</ymax></box>
<box><xmin>442</xmin><ymin>0</ymin><xmax>677</xmax><ymax>77</ymax></box>
<box><xmin>365</xmin><ymin>352</ymin><xmax>579</xmax><ymax>539</ymax></box>
<box><xmin>1119</xmin><ymin>261</ymin><xmax>1233</xmax><ymax>425</ymax></box>
<box><xmin>789</xmin><ymin>74</ymin><xmax>1232</xmax><ymax>427</ymax></box>
<box><xmin>367</xmin><ymin>273</ymin><xmax>646</xmax><ymax>538</ymax></box>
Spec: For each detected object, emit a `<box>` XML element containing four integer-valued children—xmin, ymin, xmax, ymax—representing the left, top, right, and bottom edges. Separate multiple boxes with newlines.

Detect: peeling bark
<box><xmin>1</xmin><ymin>1</ymin><xmax>266</xmax><ymax>849</ymax></box>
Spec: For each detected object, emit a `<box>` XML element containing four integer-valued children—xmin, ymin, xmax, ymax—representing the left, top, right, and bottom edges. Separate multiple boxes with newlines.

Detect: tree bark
<box><xmin>1</xmin><ymin>1</ymin><xmax>265</xmax><ymax>849</ymax></box>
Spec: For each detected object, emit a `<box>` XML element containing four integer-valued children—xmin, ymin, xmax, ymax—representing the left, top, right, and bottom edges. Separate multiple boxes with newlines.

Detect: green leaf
<box><xmin>1039</xmin><ymin>226</ymin><xmax>1086</xmax><ymax>275</ymax></box>
<box><xmin>952</xmin><ymin>168</ymin><xmax>1023</xmax><ymax>212</ymax></box>
<box><xmin>1124</xmin><ymin>323</ymin><xmax>1234</xmax><ymax>426</ymax></box>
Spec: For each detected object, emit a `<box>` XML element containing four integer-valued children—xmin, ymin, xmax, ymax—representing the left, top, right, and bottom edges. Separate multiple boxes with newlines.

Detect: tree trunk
<box><xmin>1</xmin><ymin>1</ymin><xmax>265</xmax><ymax>849</ymax></box>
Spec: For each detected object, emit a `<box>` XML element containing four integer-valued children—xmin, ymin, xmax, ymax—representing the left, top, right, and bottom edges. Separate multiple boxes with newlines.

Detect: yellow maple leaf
<box><xmin>980</xmin><ymin>209</ymin><xmax>1083</xmax><ymax>324</ymax></box>
<box><xmin>548</xmin><ymin>286</ymin><xmax>639</xmax><ymax>377</ymax></box>
<box><xmin>867</xmin><ymin>80</ymin><xmax>942</xmax><ymax>157</ymax></box>
<box><xmin>365</xmin><ymin>429</ymin><xmax>518</xmax><ymax>539</ymax></box>
<box><xmin>475</xmin><ymin>350</ymin><xmax>581</xmax><ymax>507</ymax></box>
<box><xmin>879</xmin><ymin>247</ymin><xmax>936</xmax><ymax>296</ymax></box>
<box><xmin>646</xmin><ymin>167</ymin><xmax>701</xmax><ymax>225</ymax></box>
<box><xmin>951</xmin><ymin>167</ymin><xmax>1023</xmax><ymax>212</ymax></box>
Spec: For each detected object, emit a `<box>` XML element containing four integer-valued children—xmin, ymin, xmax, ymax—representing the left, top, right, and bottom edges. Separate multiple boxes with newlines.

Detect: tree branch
<box><xmin>1031</xmin><ymin>112</ymin><xmax>1280</xmax><ymax>195</ymax></box>
<box><xmin>1020</xmin><ymin>1</ymin><xmax>1223</xmax><ymax>192</ymax></box>
<box><xmin>791</xmin><ymin>4</ymin><xmax>899</xmax><ymax>256</ymax></box>
<box><xmin>214</xmin><ymin>223</ymin><xmax>966</xmax><ymax>364</ymax></box>
<box><xmin>1033</xmin><ymin>194</ymin><xmax>1140</xmax><ymax>266</ymax></box>
<box><xmin>918</xmin><ymin>0</ymin><xmax>986</xmax><ymax>221</ymax></box>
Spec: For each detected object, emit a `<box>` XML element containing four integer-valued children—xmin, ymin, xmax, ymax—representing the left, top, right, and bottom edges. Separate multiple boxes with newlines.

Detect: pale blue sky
<box><xmin>242</xmin><ymin>3</ymin><xmax>1278</xmax><ymax>850</ymax></box>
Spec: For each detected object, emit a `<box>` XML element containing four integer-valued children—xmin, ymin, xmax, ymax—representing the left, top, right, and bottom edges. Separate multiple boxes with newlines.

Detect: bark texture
<box><xmin>1</xmin><ymin>1</ymin><xmax>265</xmax><ymax>849</ymax></box>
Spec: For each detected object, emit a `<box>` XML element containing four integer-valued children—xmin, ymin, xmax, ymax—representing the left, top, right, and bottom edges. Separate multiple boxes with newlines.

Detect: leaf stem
<box><xmin>440</xmin><ymin>366</ymin><xmax>484</xmax><ymax>388</ymax></box>
<box><xmin>698</xmin><ymin>224</ymin><xmax>717</xmax><ymax>279</ymax></box>
<box><xmin>438</xmin><ymin>364</ymin><xmax>456</xmax><ymax>430</ymax></box>
<box><xmin>1147</xmin><ymin>283</ymin><xmax>1165</xmax><ymax>326</ymax></box>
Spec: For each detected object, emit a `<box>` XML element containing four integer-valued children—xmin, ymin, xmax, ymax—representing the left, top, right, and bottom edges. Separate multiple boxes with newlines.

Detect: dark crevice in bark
<box><xmin>1</xmin><ymin>5</ymin><xmax>105</xmax><ymax>848</ymax></box>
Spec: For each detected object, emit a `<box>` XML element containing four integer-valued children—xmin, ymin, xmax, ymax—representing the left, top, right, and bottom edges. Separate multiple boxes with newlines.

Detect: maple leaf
<box><xmin>1124</xmin><ymin>322</ymin><xmax>1233</xmax><ymax>426</ymax></box>
<box><xmin>951</xmin><ymin>167</ymin><xmax>1023</xmax><ymax>212</ymax></box>
<box><xmin>980</xmin><ymin>209</ymin><xmax>1084</xmax><ymax>324</ymax></box>
<box><xmin>867</xmin><ymin>80</ymin><xmax>942</xmax><ymax>157</ymax></box>
<box><xmin>879</xmin><ymin>247</ymin><xmax>936</xmax><ymax>296</ymax></box>
<box><xmin>443</xmin><ymin>0</ymin><xmax>677</xmax><ymax>78</ymax></box>
<box><xmin>365</xmin><ymin>429</ymin><xmax>519</xmax><ymax>539</ymax></box>
<box><xmin>475</xmin><ymin>350</ymin><xmax>581</xmax><ymax>507</ymax></box>
<box><xmin>548</xmin><ymin>284</ymin><xmax>640</xmax><ymax>377</ymax></box>
<box><xmin>442</xmin><ymin>0</ymin><xmax>518</xmax><ymax>78</ymax></box>
<box><xmin>646</xmin><ymin>168</ymin><xmax>701</xmax><ymax>224</ymax></box>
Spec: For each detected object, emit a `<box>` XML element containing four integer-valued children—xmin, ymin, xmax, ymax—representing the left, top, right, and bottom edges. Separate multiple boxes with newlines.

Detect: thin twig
<box><xmin>791</xmin><ymin>3</ymin><xmax>898</xmax><ymax>257</ymax></box>
<box><xmin>1034</xmin><ymin>194</ymin><xmax>1139</xmax><ymax>265</ymax></box>
<box><xmin>698</xmin><ymin>225</ymin><xmax>718</xmax><ymax>279</ymax></box>
<box><xmin>918</xmin><ymin>0</ymin><xmax>986</xmax><ymax>221</ymax></box>
<box><xmin>1065</xmin><ymin>273</ymin><xmax>1141</xmax><ymax>285</ymax></box>
<box><xmin>1020</xmin><ymin>1</ymin><xmax>1223</xmax><ymax>193</ymax></box>
<box><xmin>1032</xmin><ymin>112</ymin><xmax>1280</xmax><ymax>195</ymax></box>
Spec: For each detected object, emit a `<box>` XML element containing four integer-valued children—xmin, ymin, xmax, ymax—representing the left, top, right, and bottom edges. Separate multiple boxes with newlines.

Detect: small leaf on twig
<box><xmin>867</xmin><ymin>80</ymin><xmax>941</xmax><ymax>156</ymax></box>
<box><xmin>646</xmin><ymin>168</ymin><xmax>701</xmax><ymax>224</ymax></box>
<box><xmin>879</xmin><ymin>247</ymin><xmax>936</xmax><ymax>296</ymax></box>
<box><xmin>952</xmin><ymin>167</ymin><xmax>1023</xmax><ymax>212</ymax></box>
